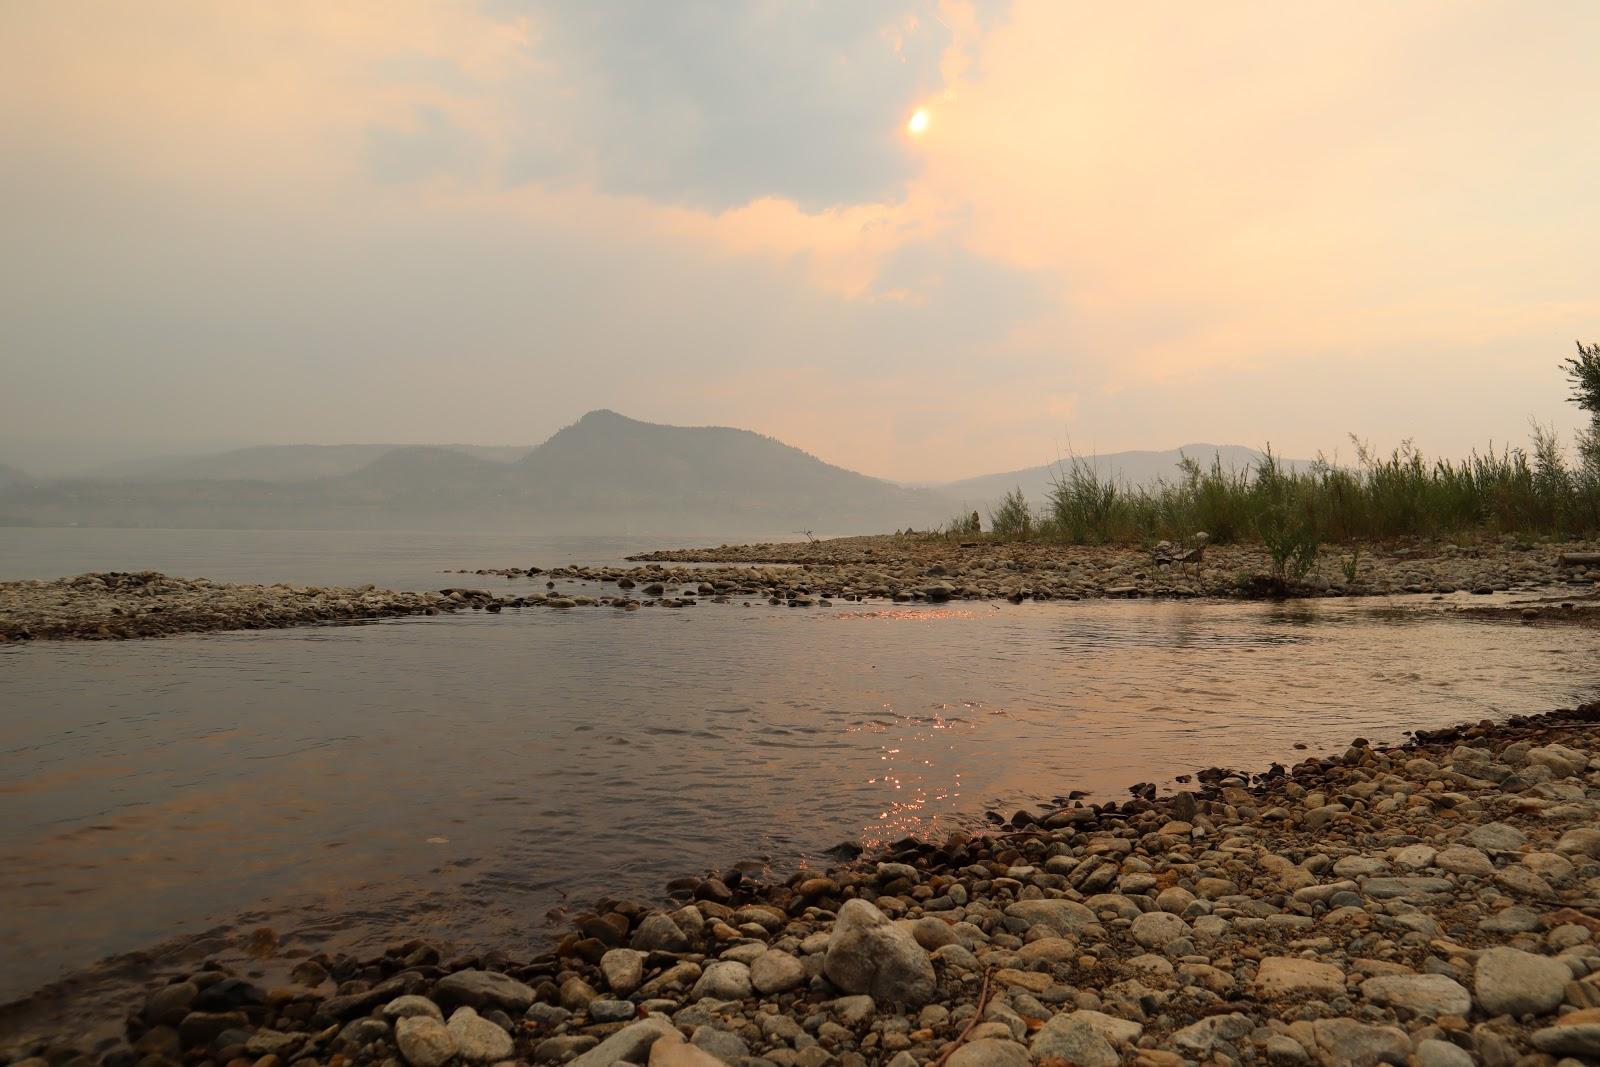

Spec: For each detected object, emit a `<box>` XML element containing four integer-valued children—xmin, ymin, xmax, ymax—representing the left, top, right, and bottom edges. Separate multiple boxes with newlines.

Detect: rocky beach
<box><xmin>616</xmin><ymin>537</ymin><xmax>1600</xmax><ymax>604</ymax></box>
<box><xmin>10</xmin><ymin>704</ymin><xmax>1600</xmax><ymax>1067</ymax></box>
<box><xmin>0</xmin><ymin>573</ymin><xmax>461</xmax><ymax>641</ymax></box>
<box><xmin>5</xmin><ymin>537</ymin><xmax>1600</xmax><ymax>643</ymax></box>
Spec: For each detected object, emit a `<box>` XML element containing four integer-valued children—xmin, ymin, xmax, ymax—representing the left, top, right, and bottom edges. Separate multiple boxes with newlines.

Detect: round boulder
<box><xmin>823</xmin><ymin>898</ymin><xmax>937</xmax><ymax>1006</ymax></box>
<box><xmin>1129</xmin><ymin>911</ymin><xmax>1189</xmax><ymax>950</ymax></box>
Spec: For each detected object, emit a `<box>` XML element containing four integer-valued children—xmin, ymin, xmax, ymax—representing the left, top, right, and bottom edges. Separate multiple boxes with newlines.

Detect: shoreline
<box><xmin>9</xmin><ymin>704</ymin><xmax>1600</xmax><ymax>1066</ymax></box>
<box><xmin>6</xmin><ymin>536</ymin><xmax>1598</xmax><ymax>642</ymax></box>
<box><xmin>620</xmin><ymin>535</ymin><xmax>1599</xmax><ymax>603</ymax></box>
<box><xmin>0</xmin><ymin>572</ymin><xmax>462</xmax><ymax>642</ymax></box>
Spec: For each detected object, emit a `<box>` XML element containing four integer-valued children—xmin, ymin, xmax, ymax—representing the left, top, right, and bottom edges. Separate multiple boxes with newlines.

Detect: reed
<box><xmin>987</xmin><ymin>487</ymin><xmax>1033</xmax><ymax>540</ymax></box>
<box><xmin>1029</xmin><ymin>434</ymin><xmax>1600</xmax><ymax>546</ymax></box>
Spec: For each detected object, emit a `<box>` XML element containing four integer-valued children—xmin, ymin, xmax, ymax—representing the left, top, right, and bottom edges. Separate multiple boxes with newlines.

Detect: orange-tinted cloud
<box><xmin>2</xmin><ymin>1</ymin><xmax>1597</xmax><ymax>481</ymax></box>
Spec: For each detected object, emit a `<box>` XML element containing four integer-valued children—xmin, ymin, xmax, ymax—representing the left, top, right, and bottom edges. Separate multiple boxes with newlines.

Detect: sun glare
<box><xmin>907</xmin><ymin>107</ymin><xmax>930</xmax><ymax>135</ymax></box>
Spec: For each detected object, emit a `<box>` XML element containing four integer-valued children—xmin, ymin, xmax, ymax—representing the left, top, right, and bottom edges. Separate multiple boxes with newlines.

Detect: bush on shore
<box><xmin>987</xmin><ymin>487</ymin><xmax>1032</xmax><ymax>540</ymax></box>
<box><xmin>936</xmin><ymin>344</ymin><xmax>1600</xmax><ymax>546</ymax></box>
<box><xmin>933</xmin><ymin>437</ymin><xmax>1600</xmax><ymax>547</ymax></box>
<box><xmin>1028</xmin><ymin>435</ymin><xmax>1600</xmax><ymax>546</ymax></box>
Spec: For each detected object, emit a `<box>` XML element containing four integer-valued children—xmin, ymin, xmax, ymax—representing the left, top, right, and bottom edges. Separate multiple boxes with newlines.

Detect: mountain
<box><xmin>82</xmin><ymin>443</ymin><xmax>529</xmax><ymax>482</ymax></box>
<box><xmin>0</xmin><ymin>465</ymin><xmax>40</xmax><ymax>525</ymax></box>
<box><xmin>934</xmin><ymin>445</ymin><xmax>1302</xmax><ymax>511</ymax></box>
<box><xmin>0</xmin><ymin>412</ymin><xmax>954</xmax><ymax>535</ymax></box>
<box><xmin>0</xmin><ymin>415</ymin><xmax>1311</xmax><ymax>535</ymax></box>
<box><xmin>512</xmin><ymin>410</ymin><xmax>942</xmax><ymax>525</ymax></box>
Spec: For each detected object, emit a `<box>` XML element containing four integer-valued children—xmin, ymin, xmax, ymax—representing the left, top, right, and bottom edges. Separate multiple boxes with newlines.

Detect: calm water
<box><xmin>0</xmin><ymin>527</ymin><xmax>716</xmax><ymax>589</ymax></box>
<box><xmin>1</xmin><ymin>529</ymin><xmax>1598</xmax><ymax>1016</ymax></box>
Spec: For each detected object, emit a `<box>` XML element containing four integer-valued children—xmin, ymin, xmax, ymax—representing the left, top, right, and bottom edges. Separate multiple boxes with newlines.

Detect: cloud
<box><xmin>915</xmin><ymin>0</ymin><xmax>1600</xmax><ymax>399</ymax></box>
<box><xmin>493</xmin><ymin>2</ymin><xmax>1003</xmax><ymax>210</ymax></box>
<box><xmin>2</xmin><ymin>0</ymin><xmax>1598</xmax><ymax>483</ymax></box>
<box><xmin>366</xmin><ymin>106</ymin><xmax>482</xmax><ymax>183</ymax></box>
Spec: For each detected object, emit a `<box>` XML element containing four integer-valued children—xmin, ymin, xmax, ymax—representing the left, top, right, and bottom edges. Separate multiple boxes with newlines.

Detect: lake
<box><xmin>2</xmin><ymin>527</ymin><xmax>1598</xmax><ymax>1019</ymax></box>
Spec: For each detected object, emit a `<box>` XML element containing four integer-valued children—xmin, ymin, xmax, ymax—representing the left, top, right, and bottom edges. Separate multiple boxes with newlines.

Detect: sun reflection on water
<box><xmin>849</xmin><ymin>701</ymin><xmax>983</xmax><ymax>849</ymax></box>
<box><xmin>832</xmin><ymin>609</ymin><xmax>976</xmax><ymax>622</ymax></box>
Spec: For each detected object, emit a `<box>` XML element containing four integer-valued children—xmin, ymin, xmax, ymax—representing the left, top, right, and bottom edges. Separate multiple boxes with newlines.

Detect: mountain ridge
<box><xmin>0</xmin><ymin>413</ymin><xmax>1308</xmax><ymax>534</ymax></box>
<box><xmin>0</xmin><ymin>411</ymin><xmax>953</xmax><ymax>535</ymax></box>
<box><xmin>78</xmin><ymin>443</ymin><xmax>531</xmax><ymax>483</ymax></box>
<box><xmin>932</xmin><ymin>444</ymin><xmax>1297</xmax><ymax>509</ymax></box>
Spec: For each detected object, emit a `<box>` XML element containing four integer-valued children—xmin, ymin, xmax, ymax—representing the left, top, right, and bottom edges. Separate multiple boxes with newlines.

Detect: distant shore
<box><xmin>624</xmin><ymin>533</ymin><xmax>1598</xmax><ymax>602</ymax></box>
<box><xmin>5</xmin><ymin>536</ymin><xmax>1599</xmax><ymax>641</ymax></box>
<box><xmin>0</xmin><ymin>572</ymin><xmax>460</xmax><ymax>641</ymax></box>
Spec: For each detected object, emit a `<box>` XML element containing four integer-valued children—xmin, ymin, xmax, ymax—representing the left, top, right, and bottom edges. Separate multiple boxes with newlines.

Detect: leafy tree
<box><xmin>1568</xmin><ymin>341</ymin><xmax>1600</xmax><ymax>473</ymax></box>
<box><xmin>1566</xmin><ymin>340</ymin><xmax>1600</xmax><ymax>413</ymax></box>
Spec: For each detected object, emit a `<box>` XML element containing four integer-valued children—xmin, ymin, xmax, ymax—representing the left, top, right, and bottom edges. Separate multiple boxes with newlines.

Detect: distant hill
<box><xmin>82</xmin><ymin>443</ymin><xmax>529</xmax><ymax>482</ymax></box>
<box><xmin>512</xmin><ymin>410</ymin><xmax>944</xmax><ymax>526</ymax></box>
<box><xmin>0</xmin><ymin>463</ymin><xmax>32</xmax><ymax>490</ymax></box>
<box><xmin>0</xmin><ymin>412</ymin><xmax>954</xmax><ymax>535</ymax></box>
<box><xmin>934</xmin><ymin>445</ymin><xmax>1305</xmax><ymax>512</ymax></box>
<box><xmin>340</xmin><ymin>446</ymin><xmax>515</xmax><ymax>497</ymax></box>
<box><xmin>0</xmin><ymin>418</ymin><xmax>1314</xmax><ymax>535</ymax></box>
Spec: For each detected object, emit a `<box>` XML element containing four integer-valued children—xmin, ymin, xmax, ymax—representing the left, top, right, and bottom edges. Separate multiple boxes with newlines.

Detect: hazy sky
<box><xmin>3</xmin><ymin>1</ymin><xmax>1597</xmax><ymax>481</ymax></box>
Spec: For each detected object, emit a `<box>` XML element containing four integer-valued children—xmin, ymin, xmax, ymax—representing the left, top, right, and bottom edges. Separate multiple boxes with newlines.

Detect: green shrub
<box><xmin>942</xmin><ymin>510</ymin><xmax>981</xmax><ymax>538</ymax></box>
<box><xmin>1028</xmin><ymin>433</ymin><xmax>1598</xmax><ymax>547</ymax></box>
<box><xmin>988</xmin><ymin>487</ymin><xmax>1033</xmax><ymax>540</ymax></box>
<box><xmin>1011</xmin><ymin>350</ymin><xmax>1600</xmax><ymax>546</ymax></box>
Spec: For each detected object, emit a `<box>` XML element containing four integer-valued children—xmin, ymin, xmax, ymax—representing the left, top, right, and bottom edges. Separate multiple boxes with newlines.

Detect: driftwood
<box><xmin>932</xmin><ymin>967</ymin><xmax>993</xmax><ymax>1067</ymax></box>
<box><xmin>1560</xmin><ymin>553</ymin><xmax>1600</xmax><ymax>566</ymax></box>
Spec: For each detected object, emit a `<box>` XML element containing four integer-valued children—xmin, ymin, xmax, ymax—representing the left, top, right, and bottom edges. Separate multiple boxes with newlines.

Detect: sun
<box><xmin>907</xmin><ymin>108</ymin><xmax>930</xmax><ymax>135</ymax></box>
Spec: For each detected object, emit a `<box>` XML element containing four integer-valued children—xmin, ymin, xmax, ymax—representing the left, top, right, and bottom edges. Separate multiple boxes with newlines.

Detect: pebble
<box><xmin>633</xmin><ymin>912</ymin><xmax>692</xmax><ymax>952</ymax></box>
<box><xmin>1029</xmin><ymin>1013</ymin><xmax>1119</xmax><ymax>1067</ymax></box>
<box><xmin>381</xmin><ymin>995</ymin><xmax>444</xmax><ymax>1022</ymax></box>
<box><xmin>1531</xmin><ymin>1022</ymin><xmax>1600</xmax><ymax>1057</ymax></box>
<box><xmin>750</xmin><ymin>949</ymin><xmax>806</xmax><ymax>995</ymax></box>
<box><xmin>649</xmin><ymin>1037</ymin><xmax>724</xmax><ymax>1067</ymax></box>
<box><xmin>1413</xmin><ymin>1038</ymin><xmax>1474</xmax><ymax>1067</ymax></box>
<box><xmin>1359</xmin><ymin>974</ymin><xmax>1473</xmax><ymax>1019</ymax></box>
<box><xmin>145</xmin><ymin>981</ymin><xmax>199</xmax><ymax>1026</ymax></box>
<box><xmin>445</xmin><ymin>1007</ymin><xmax>514</xmax><ymax>1062</ymax></box>
<box><xmin>433</xmin><ymin>969</ymin><xmax>536</xmax><ymax>1013</ymax></box>
<box><xmin>588</xmin><ymin>999</ymin><xmax>636</xmax><ymax>1023</ymax></box>
<box><xmin>1474</xmin><ymin>946</ymin><xmax>1572</xmax><ymax>1016</ymax></box>
<box><xmin>1308</xmin><ymin>1018</ymin><xmax>1411</xmax><ymax>1067</ymax></box>
<box><xmin>1128</xmin><ymin>910</ymin><xmax>1188</xmax><ymax>949</ymax></box>
<box><xmin>945</xmin><ymin>1038</ymin><xmax>1031</xmax><ymax>1067</ymax></box>
<box><xmin>1001</xmin><ymin>898</ymin><xmax>1099</xmax><ymax>937</ymax></box>
<box><xmin>1256</xmin><ymin>957</ymin><xmax>1346</xmax><ymax>998</ymax></box>
<box><xmin>689</xmin><ymin>1025</ymin><xmax>748</xmax><ymax>1064</ymax></box>
<box><xmin>394</xmin><ymin>1016</ymin><xmax>454</xmax><ymax>1067</ymax></box>
<box><xmin>689</xmin><ymin>960</ymin><xmax>752</xmax><ymax>1001</ymax></box>
<box><xmin>601</xmin><ymin>947</ymin><xmax>646</xmax><ymax>996</ymax></box>
<box><xmin>567</xmin><ymin>1017</ymin><xmax>678</xmax><ymax>1067</ymax></box>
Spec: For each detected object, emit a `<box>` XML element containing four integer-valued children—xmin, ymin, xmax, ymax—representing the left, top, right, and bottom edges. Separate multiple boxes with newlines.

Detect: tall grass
<box><xmin>1023</xmin><ymin>434</ymin><xmax>1600</xmax><ymax>546</ymax></box>
<box><xmin>988</xmin><ymin>487</ymin><xmax>1032</xmax><ymax>540</ymax></box>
